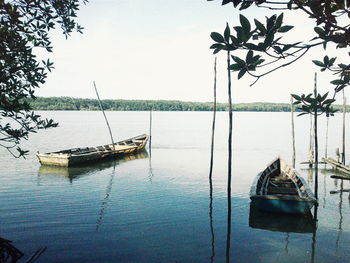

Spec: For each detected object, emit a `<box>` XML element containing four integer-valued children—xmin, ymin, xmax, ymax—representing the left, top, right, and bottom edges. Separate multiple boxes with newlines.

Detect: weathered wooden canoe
<box><xmin>250</xmin><ymin>158</ymin><xmax>317</xmax><ymax>214</ymax></box>
<box><xmin>37</xmin><ymin>134</ymin><xmax>148</xmax><ymax>167</ymax></box>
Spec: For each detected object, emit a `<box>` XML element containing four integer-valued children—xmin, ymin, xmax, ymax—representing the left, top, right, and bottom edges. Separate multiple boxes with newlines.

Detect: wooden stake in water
<box><xmin>149</xmin><ymin>110</ymin><xmax>152</xmax><ymax>154</ymax></box>
<box><xmin>342</xmin><ymin>90</ymin><xmax>346</xmax><ymax>164</ymax></box>
<box><xmin>325</xmin><ymin>116</ymin><xmax>329</xmax><ymax>158</ymax></box>
<box><xmin>308</xmin><ymin>114</ymin><xmax>314</xmax><ymax>167</ymax></box>
<box><xmin>209</xmin><ymin>56</ymin><xmax>217</xmax><ymax>263</ymax></box>
<box><xmin>313</xmin><ymin>73</ymin><xmax>319</xmax><ymax>201</ymax></box>
<box><xmin>291</xmin><ymin>96</ymin><xmax>296</xmax><ymax>168</ymax></box>
<box><xmin>93</xmin><ymin>81</ymin><xmax>115</xmax><ymax>148</ymax></box>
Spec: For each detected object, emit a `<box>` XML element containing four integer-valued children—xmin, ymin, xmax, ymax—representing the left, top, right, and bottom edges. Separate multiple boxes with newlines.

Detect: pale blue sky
<box><xmin>36</xmin><ymin>0</ymin><xmax>348</xmax><ymax>103</ymax></box>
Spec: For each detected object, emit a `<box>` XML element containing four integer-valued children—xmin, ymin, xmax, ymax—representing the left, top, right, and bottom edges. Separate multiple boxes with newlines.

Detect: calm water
<box><xmin>0</xmin><ymin>111</ymin><xmax>349</xmax><ymax>263</ymax></box>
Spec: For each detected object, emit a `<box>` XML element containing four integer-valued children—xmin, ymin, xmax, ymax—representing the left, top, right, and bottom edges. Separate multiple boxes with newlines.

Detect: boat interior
<box><xmin>50</xmin><ymin>136</ymin><xmax>147</xmax><ymax>155</ymax></box>
<box><xmin>259</xmin><ymin>159</ymin><xmax>302</xmax><ymax>196</ymax></box>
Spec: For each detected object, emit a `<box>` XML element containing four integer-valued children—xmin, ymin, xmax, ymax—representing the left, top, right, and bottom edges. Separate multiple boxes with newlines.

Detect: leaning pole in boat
<box><xmin>93</xmin><ymin>81</ymin><xmax>115</xmax><ymax>148</ymax></box>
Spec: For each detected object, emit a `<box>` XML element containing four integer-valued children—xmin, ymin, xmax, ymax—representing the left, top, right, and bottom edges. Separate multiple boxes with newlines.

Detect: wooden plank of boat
<box><xmin>37</xmin><ymin>134</ymin><xmax>149</xmax><ymax>167</ymax></box>
<box><xmin>250</xmin><ymin>157</ymin><xmax>317</xmax><ymax>214</ymax></box>
<box><xmin>323</xmin><ymin>157</ymin><xmax>350</xmax><ymax>175</ymax></box>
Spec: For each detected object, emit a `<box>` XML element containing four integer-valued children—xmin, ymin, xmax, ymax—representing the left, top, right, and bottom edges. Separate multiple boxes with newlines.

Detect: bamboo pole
<box><xmin>149</xmin><ymin>110</ymin><xmax>152</xmax><ymax>154</ymax></box>
<box><xmin>342</xmin><ymin>90</ymin><xmax>346</xmax><ymax>164</ymax></box>
<box><xmin>93</xmin><ymin>81</ymin><xmax>115</xmax><ymax>148</ymax></box>
<box><xmin>291</xmin><ymin>96</ymin><xmax>296</xmax><ymax>168</ymax></box>
<box><xmin>208</xmin><ymin>57</ymin><xmax>217</xmax><ymax>263</ymax></box>
<box><xmin>325</xmin><ymin>116</ymin><xmax>329</xmax><ymax>158</ymax></box>
<box><xmin>309</xmin><ymin>114</ymin><xmax>314</xmax><ymax>167</ymax></box>
<box><xmin>313</xmin><ymin>73</ymin><xmax>319</xmax><ymax>201</ymax></box>
<box><xmin>209</xmin><ymin>57</ymin><xmax>217</xmax><ymax>181</ymax></box>
<box><xmin>226</xmin><ymin>50</ymin><xmax>232</xmax><ymax>263</ymax></box>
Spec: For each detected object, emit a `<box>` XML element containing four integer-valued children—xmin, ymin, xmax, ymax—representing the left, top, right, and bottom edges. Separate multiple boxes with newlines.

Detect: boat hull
<box><xmin>37</xmin><ymin>134</ymin><xmax>148</xmax><ymax>167</ymax></box>
<box><xmin>250</xmin><ymin>196</ymin><xmax>315</xmax><ymax>214</ymax></box>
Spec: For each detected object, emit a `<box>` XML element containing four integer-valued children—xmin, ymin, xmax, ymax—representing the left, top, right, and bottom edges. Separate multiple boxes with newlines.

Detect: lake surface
<box><xmin>0</xmin><ymin>111</ymin><xmax>349</xmax><ymax>263</ymax></box>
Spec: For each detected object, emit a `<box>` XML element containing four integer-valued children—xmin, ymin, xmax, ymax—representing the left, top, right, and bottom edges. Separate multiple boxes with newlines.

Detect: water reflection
<box><xmin>0</xmin><ymin>237</ymin><xmax>23</xmax><ymax>263</ymax></box>
<box><xmin>249</xmin><ymin>203</ymin><xmax>318</xmax><ymax>263</ymax></box>
<box><xmin>0</xmin><ymin>237</ymin><xmax>46</xmax><ymax>263</ymax></box>
<box><xmin>249</xmin><ymin>203</ymin><xmax>316</xmax><ymax>234</ymax></box>
<box><xmin>37</xmin><ymin>151</ymin><xmax>149</xmax><ymax>183</ymax></box>
<box><xmin>96</xmin><ymin>163</ymin><xmax>117</xmax><ymax>231</ymax></box>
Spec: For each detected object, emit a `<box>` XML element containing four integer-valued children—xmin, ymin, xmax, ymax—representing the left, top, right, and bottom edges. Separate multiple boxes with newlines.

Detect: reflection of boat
<box><xmin>38</xmin><ymin>151</ymin><xmax>148</xmax><ymax>181</ymax></box>
<box><xmin>250</xmin><ymin>158</ymin><xmax>317</xmax><ymax>214</ymax></box>
<box><xmin>0</xmin><ymin>236</ymin><xmax>46</xmax><ymax>263</ymax></box>
<box><xmin>37</xmin><ymin>134</ymin><xmax>148</xmax><ymax>167</ymax></box>
<box><xmin>0</xmin><ymin>237</ymin><xmax>23</xmax><ymax>263</ymax></box>
<box><xmin>249</xmin><ymin>202</ymin><xmax>315</xmax><ymax>233</ymax></box>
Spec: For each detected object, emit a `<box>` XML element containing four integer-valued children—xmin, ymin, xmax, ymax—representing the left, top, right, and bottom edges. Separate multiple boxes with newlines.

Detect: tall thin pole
<box><xmin>226</xmin><ymin>50</ymin><xmax>232</xmax><ymax>263</ymax></box>
<box><xmin>309</xmin><ymin>114</ymin><xmax>314</xmax><ymax>167</ymax></box>
<box><xmin>314</xmin><ymin>73</ymin><xmax>319</xmax><ymax>201</ymax></box>
<box><xmin>291</xmin><ymin>96</ymin><xmax>296</xmax><ymax>168</ymax></box>
<box><xmin>209</xmin><ymin>57</ymin><xmax>217</xmax><ymax>181</ymax></box>
<box><xmin>149</xmin><ymin>110</ymin><xmax>152</xmax><ymax>154</ymax></box>
<box><xmin>209</xmin><ymin>57</ymin><xmax>217</xmax><ymax>263</ymax></box>
<box><xmin>325</xmin><ymin>117</ymin><xmax>329</xmax><ymax>158</ymax></box>
<box><xmin>93</xmin><ymin>81</ymin><xmax>115</xmax><ymax>148</ymax></box>
<box><xmin>342</xmin><ymin>90</ymin><xmax>346</xmax><ymax>164</ymax></box>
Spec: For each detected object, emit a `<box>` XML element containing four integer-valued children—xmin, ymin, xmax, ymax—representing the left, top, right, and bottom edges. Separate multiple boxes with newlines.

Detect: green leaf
<box><xmin>240</xmin><ymin>14</ymin><xmax>251</xmax><ymax>33</ymax></box>
<box><xmin>278</xmin><ymin>25</ymin><xmax>293</xmax><ymax>33</ymax></box>
<box><xmin>244</xmin><ymin>43</ymin><xmax>261</xmax><ymax>51</ymax></box>
<box><xmin>291</xmin><ymin>94</ymin><xmax>301</xmax><ymax>101</ymax></box>
<box><xmin>224</xmin><ymin>23</ymin><xmax>231</xmax><ymax>42</ymax></box>
<box><xmin>280</xmin><ymin>45</ymin><xmax>292</xmax><ymax>52</ymax></box>
<box><xmin>238</xmin><ymin>68</ymin><xmax>246</xmax><ymax>79</ymax></box>
<box><xmin>210</xmin><ymin>32</ymin><xmax>225</xmax><ymax>43</ymax></box>
<box><xmin>312</xmin><ymin>60</ymin><xmax>325</xmax><ymax>67</ymax></box>
<box><xmin>228</xmin><ymin>64</ymin><xmax>241</xmax><ymax>71</ymax></box>
<box><xmin>330</xmin><ymin>79</ymin><xmax>344</xmax><ymax>85</ymax></box>
<box><xmin>213</xmin><ymin>48</ymin><xmax>221</xmax><ymax>54</ymax></box>
<box><xmin>263</xmin><ymin>32</ymin><xmax>274</xmax><ymax>48</ymax></box>
<box><xmin>297</xmin><ymin>112</ymin><xmax>309</xmax><ymax>117</ymax></box>
<box><xmin>314</xmin><ymin>27</ymin><xmax>325</xmax><ymax>36</ymax></box>
<box><xmin>254</xmin><ymin>19</ymin><xmax>266</xmax><ymax>34</ymax></box>
<box><xmin>329</xmin><ymin>57</ymin><xmax>336</xmax><ymax>66</ymax></box>
<box><xmin>275</xmin><ymin>13</ymin><xmax>283</xmax><ymax>29</ymax></box>
<box><xmin>266</xmin><ymin>15</ymin><xmax>276</xmax><ymax>32</ymax></box>
<box><xmin>231</xmin><ymin>55</ymin><xmax>245</xmax><ymax>67</ymax></box>
<box><xmin>323</xmin><ymin>99</ymin><xmax>336</xmax><ymax>105</ymax></box>
<box><xmin>210</xmin><ymin>43</ymin><xmax>224</xmax><ymax>49</ymax></box>
<box><xmin>246</xmin><ymin>50</ymin><xmax>253</xmax><ymax>64</ymax></box>
<box><xmin>323</xmin><ymin>55</ymin><xmax>329</xmax><ymax>65</ymax></box>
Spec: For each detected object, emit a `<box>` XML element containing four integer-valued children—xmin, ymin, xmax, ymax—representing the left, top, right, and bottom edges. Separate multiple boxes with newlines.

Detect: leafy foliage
<box><xmin>292</xmin><ymin>92</ymin><xmax>337</xmax><ymax>117</ymax></box>
<box><xmin>0</xmin><ymin>0</ymin><xmax>87</xmax><ymax>158</ymax></box>
<box><xmin>208</xmin><ymin>0</ymin><xmax>349</xmax><ymax>103</ymax></box>
<box><xmin>27</xmin><ymin>96</ymin><xmax>350</xmax><ymax>112</ymax></box>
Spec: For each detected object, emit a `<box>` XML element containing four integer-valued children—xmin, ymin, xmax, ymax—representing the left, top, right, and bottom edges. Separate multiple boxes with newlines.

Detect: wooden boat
<box><xmin>37</xmin><ymin>134</ymin><xmax>148</xmax><ymax>167</ymax></box>
<box><xmin>250</xmin><ymin>158</ymin><xmax>317</xmax><ymax>214</ymax></box>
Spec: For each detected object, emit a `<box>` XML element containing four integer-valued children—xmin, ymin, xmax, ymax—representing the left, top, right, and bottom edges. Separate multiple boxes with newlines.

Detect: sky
<box><xmin>35</xmin><ymin>0</ymin><xmax>349</xmax><ymax>104</ymax></box>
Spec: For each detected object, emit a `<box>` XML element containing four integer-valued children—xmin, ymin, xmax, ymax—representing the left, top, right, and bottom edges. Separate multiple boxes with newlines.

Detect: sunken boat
<box><xmin>250</xmin><ymin>157</ymin><xmax>317</xmax><ymax>214</ymax></box>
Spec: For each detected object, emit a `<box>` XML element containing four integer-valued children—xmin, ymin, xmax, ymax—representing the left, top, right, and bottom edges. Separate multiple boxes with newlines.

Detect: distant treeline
<box><xmin>27</xmin><ymin>97</ymin><xmax>350</xmax><ymax>112</ymax></box>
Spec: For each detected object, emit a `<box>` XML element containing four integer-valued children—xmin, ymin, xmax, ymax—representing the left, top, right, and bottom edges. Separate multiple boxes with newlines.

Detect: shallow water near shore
<box><xmin>0</xmin><ymin>111</ymin><xmax>349</xmax><ymax>263</ymax></box>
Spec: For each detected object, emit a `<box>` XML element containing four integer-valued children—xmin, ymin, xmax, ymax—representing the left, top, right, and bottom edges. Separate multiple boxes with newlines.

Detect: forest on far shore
<box><xmin>27</xmin><ymin>97</ymin><xmax>350</xmax><ymax>112</ymax></box>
